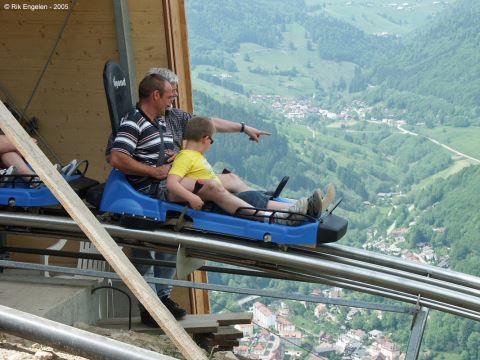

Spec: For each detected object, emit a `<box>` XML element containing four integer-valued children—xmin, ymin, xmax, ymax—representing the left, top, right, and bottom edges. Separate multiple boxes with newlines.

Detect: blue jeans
<box><xmin>132</xmin><ymin>248</ymin><xmax>176</xmax><ymax>298</ymax></box>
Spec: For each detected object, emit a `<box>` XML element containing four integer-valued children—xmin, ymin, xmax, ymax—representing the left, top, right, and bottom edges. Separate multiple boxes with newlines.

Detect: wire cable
<box><xmin>209</xmin><ymin>296</ymin><xmax>319</xmax><ymax>358</ymax></box>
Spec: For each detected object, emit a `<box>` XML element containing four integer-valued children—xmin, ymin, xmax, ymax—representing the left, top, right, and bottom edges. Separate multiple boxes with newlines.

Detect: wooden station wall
<box><xmin>0</xmin><ymin>0</ymin><xmax>207</xmax><ymax>314</ymax></box>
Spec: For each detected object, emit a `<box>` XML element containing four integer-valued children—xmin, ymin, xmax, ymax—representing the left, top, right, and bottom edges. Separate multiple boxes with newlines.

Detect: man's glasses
<box><xmin>206</xmin><ymin>135</ymin><xmax>214</xmax><ymax>144</ymax></box>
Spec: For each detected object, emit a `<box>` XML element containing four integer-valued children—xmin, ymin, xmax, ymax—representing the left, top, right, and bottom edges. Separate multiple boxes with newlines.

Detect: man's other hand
<box><xmin>152</xmin><ymin>163</ymin><xmax>172</xmax><ymax>180</ymax></box>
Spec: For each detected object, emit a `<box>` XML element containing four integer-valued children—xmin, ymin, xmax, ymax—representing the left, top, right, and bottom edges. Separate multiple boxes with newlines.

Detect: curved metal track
<box><xmin>1</xmin><ymin>211</ymin><xmax>479</xmax><ymax>321</ymax></box>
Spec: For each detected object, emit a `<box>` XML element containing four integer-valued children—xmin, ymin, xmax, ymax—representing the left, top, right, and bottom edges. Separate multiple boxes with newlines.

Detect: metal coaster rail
<box><xmin>0</xmin><ymin>210</ymin><xmax>479</xmax><ymax>321</ymax></box>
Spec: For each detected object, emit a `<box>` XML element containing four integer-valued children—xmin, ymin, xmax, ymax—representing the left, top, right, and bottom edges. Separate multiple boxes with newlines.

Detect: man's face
<box><xmin>167</xmin><ymin>82</ymin><xmax>178</xmax><ymax>107</ymax></box>
<box><xmin>170</xmin><ymin>82</ymin><xmax>179</xmax><ymax>98</ymax></box>
<box><xmin>155</xmin><ymin>81</ymin><xmax>173</xmax><ymax>112</ymax></box>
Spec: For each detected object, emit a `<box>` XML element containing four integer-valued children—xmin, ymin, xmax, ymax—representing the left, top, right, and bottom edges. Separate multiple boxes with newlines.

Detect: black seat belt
<box><xmin>148</xmin><ymin>117</ymin><xmax>166</xmax><ymax>197</ymax></box>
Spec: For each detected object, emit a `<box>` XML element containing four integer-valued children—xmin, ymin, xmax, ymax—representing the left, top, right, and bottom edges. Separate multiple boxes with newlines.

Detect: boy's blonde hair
<box><xmin>184</xmin><ymin>116</ymin><xmax>216</xmax><ymax>141</ymax></box>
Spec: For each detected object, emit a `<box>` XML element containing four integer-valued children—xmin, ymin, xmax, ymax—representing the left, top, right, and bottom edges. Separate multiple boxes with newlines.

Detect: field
<box><xmin>411</xmin><ymin>159</ymin><xmax>476</xmax><ymax>192</ymax></box>
<box><xmin>414</xmin><ymin>125</ymin><xmax>480</xmax><ymax>160</ymax></box>
<box><xmin>304</xmin><ymin>0</ymin><xmax>457</xmax><ymax>35</ymax></box>
<box><xmin>191</xmin><ymin>22</ymin><xmax>356</xmax><ymax>98</ymax></box>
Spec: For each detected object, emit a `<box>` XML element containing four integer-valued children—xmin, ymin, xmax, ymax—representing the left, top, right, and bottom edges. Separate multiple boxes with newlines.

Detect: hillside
<box><xmin>365</xmin><ymin>0</ymin><xmax>480</xmax><ymax>126</ymax></box>
<box><xmin>186</xmin><ymin>0</ymin><xmax>446</xmax><ymax>99</ymax></box>
<box><xmin>410</xmin><ymin>165</ymin><xmax>480</xmax><ymax>275</ymax></box>
<box><xmin>185</xmin><ymin>1</ymin><xmax>480</xmax><ymax>358</ymax></box>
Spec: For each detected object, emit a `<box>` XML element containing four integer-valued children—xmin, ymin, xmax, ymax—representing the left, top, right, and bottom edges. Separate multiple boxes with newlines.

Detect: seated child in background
<box><xmin>0</xmin><ymin>134</ymin><xmax>37</xmax><ymax>186</ymax></box>
<box><xmin>166</xmin><ymin>116</ymin><xmax>322</xmax><ymax>225</ymax></box>
<box><xmin>0</xmin><ymin>134</ymin><xmax>81</xmax><ymax>188</ymax></box>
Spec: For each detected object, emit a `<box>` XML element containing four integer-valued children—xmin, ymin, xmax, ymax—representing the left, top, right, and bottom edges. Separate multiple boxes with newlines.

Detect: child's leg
<box><xmin>0</xmin><ymin>135</ymin><xmax>18</xmax><ymax>154</ymax></box>
<box><xmin>166</xmin><ymin>178</ymin><xmax>251</xmax><ymax>214</ymax></box>
<box><xmin>217</xmin><ymin>172</ymin><xmax>253</xmax><ymax>193</ymax></box>
<box><xmin>197</xmin><ymin>180</ymin><xmax>258</xmax><ymax>215</ymax></box>
<box><xmin>1</xmin><ymin>152</ymin><xmax>35</xmax><ymax>178</ymax></box>
<box><xmin>166</xmin><ymin>177</ymin><xmax>197</xmax><ymax>202</ymax></box>
<box><xmin>266</xmin><ymin>188</ymin><xmax>324</xmax><ymax>218</ymax></box>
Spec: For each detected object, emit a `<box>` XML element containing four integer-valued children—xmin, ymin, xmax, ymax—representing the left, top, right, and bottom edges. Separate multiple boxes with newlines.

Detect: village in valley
<box><xmin>249</xmin><ymin>94</ymin><xmax>450</xmax><ymax>267</ymax></box>
<box><xmin>228</xmin><ymin>96</ymin><xmax>451</xmax><ymax>360</ymax></box>
<box><xmin>234</xmin><ymin>296</ymin><xmax>404</xmax><ymax>360</ymax></box>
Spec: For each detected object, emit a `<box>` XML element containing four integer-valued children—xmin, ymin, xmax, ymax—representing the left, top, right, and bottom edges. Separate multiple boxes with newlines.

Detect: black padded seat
<box><xmin>103</xmin><ymin>60</ymin><xmax>133</xmax><ymax>134</ymax></box>
<box><xmin>86</xmin><ymin>61</ymin><xmax>133</xmax><ymax>207</ymax></box>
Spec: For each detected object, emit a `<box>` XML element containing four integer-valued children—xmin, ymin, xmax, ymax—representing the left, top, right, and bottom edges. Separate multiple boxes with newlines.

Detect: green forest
<box><xmin>186</xmin><ymin>0</ymin><xmax>480</xmax><ymax>358</ymax></box>
<box><xmin>363</xmin><ymin>0</ymin><xmax>480</xmax><ymax>127</ymax></box>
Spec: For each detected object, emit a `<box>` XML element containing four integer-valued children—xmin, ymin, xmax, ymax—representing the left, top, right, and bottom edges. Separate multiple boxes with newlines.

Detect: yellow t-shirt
<box><xmin>169</xmin><ymin>149</ymin><xmax>220</xmax><ymax>183</ymax></box>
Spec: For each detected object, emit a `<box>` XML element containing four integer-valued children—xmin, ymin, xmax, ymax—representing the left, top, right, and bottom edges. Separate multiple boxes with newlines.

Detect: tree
<box><xmin>466</xmin><ymin>332</ymin><xmax>480</xmax><ymax>359</ymax></box>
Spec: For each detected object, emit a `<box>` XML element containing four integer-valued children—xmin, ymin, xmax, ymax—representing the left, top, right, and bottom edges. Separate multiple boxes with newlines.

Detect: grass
<box><xmin>190</xmin><ymin>67</ymin><xmax>244</xmax><ymax>104</ymax></box>
<box><xmin>411</xmin><ymin>159</ymin><xmax>476</xmax><ymax>192</ymax></box>
<box><xmin>433</xmin><ymin>352</ymin><xmax>462</xmax><ymax>360</ymax></box>
<box><xmin>282</xmin><ymin>119</ymin><xmax>399</xmax><ymax>190</ymax></box>
<box><xmin>191</xmin><ymin>22</ymin><xmax>357</xmax><ymax>98</ymax></box>
<box><xmin>304</xmin><ymin>0</ymin><xmax>458</xmax><ymax>35</ymax></box>
<box><xmin>238</xmin><ymin>23</ymin><xmax>355</xmax><ymax>95</ymax></box>
<box><xmin>413</xmin><ymin>125</ymin><xmax>480</xmax><ymax>160</ymax></box>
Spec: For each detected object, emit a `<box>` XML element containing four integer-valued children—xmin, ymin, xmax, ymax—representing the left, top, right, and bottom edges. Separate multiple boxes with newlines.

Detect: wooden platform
<box><xmin>96</xmin><ymin>312</ymin><xmax>251</xmax><ymax>350</ymax></box>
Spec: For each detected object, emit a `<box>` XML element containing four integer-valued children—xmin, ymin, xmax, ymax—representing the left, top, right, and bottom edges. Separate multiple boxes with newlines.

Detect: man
<box><xmin>109</xmin><ymin>74</ymin><xmax>188</xmax><ymax>324</ymax></box>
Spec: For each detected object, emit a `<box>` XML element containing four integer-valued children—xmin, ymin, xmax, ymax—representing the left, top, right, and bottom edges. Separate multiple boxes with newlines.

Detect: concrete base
<box><xmin>0</xmin><ymin>270</ymin><xmax>105</xmax><ymax>325</ymax></box>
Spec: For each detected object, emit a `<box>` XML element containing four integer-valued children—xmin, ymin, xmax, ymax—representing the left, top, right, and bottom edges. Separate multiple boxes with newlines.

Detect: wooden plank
<box><xmin>181</xmin><ymin>312</ymin><xmax>252</xmax><ymax>326</ymax></box>
<box><xmin>0</xmin><ymin>101</ymin><xmax>208</xmax><ymax>360</ymax></box>
<box><xmin>97</xmin><ymin>317</ymin><xmax>219</xmax><ymax>334</ymax></box>
<box><xmin>212</xmin><ymin>326</ymin><xmax>244</xmax><ymax>340</ymax></box>
<box><xmin>204</xmin><ymin>339</ymin><xmax>239</xmax><ymax>348</ymax></box>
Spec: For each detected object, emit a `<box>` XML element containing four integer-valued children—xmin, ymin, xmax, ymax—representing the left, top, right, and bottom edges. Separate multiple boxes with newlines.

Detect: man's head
<box><xmin>138</xmin><ymin>74</ymin><xmax>173</xmax><ymax>115</ymax></box>
<box><xmin>184</xmin><ymin>116</ymin><xmax>216</xmax><ymax>148</ymax></box>
<box><xmin>146</xmin><ymin>68</ymin><xmax>179</xmax><ymax>99</ymax></box>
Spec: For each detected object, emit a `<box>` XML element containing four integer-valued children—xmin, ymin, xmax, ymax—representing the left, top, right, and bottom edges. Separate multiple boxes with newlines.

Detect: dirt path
<box><xmin>397</xmin><ymin>124</ymin><xmax>480</xmax><ymax>164</ymax></box>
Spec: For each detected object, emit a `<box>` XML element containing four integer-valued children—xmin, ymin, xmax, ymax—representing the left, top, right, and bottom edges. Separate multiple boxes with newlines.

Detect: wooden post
<box><xmin>0</xmin><ymin>101</ymin><xmax>207</xmax><ymax>360</ymax></box>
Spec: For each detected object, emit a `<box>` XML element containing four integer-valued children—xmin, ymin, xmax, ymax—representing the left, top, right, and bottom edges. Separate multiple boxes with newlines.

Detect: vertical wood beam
<box><xmin>162</xmin><ymin>0</ymin><xmax>209</xmax><ymax>314</ymax></box>
<box><xmin>162</xmin><ymin>0</ymin><xmax>193</xmax><ymax>113</ymax></box>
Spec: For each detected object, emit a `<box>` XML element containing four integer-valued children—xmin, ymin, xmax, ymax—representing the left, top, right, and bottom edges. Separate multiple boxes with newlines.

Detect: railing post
<box><xmin>406</xmin><ymin>306</ymin><xmax>430</xmax><ymax>360</ymax></box>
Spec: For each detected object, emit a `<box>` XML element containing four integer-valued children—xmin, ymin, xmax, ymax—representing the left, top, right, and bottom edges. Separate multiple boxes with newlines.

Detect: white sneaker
<box><xmin>276</xmin><ymin>198</ymin><xmax>308</xmax><ymax>226</ymax></box>
<box><xmin>307</xmin><ymin>189</ymin><xmax>323</xmax><ymax>218</ymax></box>
<box><xmin>29</xmin><ymin>176</ymin><xmax>43</xmax><ymax>189</ymax></box>
<box><xmin>0</xmin><ymin>166</ymin><xmax>17</xmax><ymax>187</ymax></box>
<box><xmin>61</xmin><ymin>159</ymin><xmax>78</xmax><ymax>176</ymax></box>
<box><xmin>322</xmin><ymin>183</ymin><xmax>336</xmax><ymax>210</ymax></box>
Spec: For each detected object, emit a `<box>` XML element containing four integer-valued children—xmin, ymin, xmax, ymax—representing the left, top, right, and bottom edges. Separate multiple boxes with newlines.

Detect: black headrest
<box><xmin>103</xmin><ymin>60</ymin><xmax>133</xmax><ymax>135</ymax></box>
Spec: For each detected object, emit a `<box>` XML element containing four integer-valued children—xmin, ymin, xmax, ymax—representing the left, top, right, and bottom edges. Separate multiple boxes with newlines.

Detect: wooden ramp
<box><xmin>97</xmin><ymin>312</ymin><xmax>251</xmax><ymax>350</ymax></box>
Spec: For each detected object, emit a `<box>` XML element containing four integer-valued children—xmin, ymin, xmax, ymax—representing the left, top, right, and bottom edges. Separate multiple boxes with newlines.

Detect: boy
<box><xmin>166</xmin><ymin>116</ymin><xmax>321</xmax><ymax>225</ymax></box>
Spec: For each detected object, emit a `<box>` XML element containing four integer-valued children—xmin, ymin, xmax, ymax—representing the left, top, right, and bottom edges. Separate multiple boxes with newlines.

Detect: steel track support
<box><xmin>113</xmin><ymin>0</ymin><xmax>136</xmax><ymax>102</ymax></box>
<box><xmin>406</xmin><ymin>306</ymin><xmax>430</xmax><ymax>360</ymax></box>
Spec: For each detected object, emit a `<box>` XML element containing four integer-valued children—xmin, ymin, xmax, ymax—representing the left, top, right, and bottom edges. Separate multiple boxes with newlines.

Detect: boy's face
<box><xmin>200</xmin><ymin>135</ymin><xmax>214</xmax><ymax>152</ymax></box>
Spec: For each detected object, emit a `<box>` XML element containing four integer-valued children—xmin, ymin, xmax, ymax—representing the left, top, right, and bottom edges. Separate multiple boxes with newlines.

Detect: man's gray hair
<box><xmin>145</xmin><ymin>67</ymin><xmax>179</xmax><ymax>84</ymax></box>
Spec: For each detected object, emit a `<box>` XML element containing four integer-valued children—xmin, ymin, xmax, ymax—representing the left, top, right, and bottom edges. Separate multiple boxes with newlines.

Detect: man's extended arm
<box><xmin>109</xmin><ymin>151</ymin><xmax>171</xmax><ymax>180</ymax></box>
<box><xmin>210</xmin><ymin>117</ymin><xmax>271</xmax><ymax>143</ymax></box>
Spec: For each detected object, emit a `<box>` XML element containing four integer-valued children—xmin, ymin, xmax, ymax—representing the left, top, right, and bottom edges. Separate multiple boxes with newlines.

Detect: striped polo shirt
<box><xmin>109</xmin><ymin>106</ymin><xmax>193</xmax><ymax>194</ymax></box>
<box><xmin>111</xmin><ymin>106</ymin><xmax>162</xmax><ymax>193</ymax></box>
